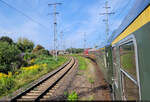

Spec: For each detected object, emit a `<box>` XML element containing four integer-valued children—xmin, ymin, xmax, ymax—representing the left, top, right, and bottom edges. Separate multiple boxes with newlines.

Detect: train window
<box><xmin>119</xmin><ymin>41</ymin><xmax>137</xmax><ymax>80</ymax></box>
<box><xmin>112</xmin><ymin>47</ymin><xmax>117</xmax><ymax>63</ymax></box>
<box><xmin>112</xmin><ymin>47</ymin><xmax>118</xmax><ymax>87</ymax></box>
<box><xmin>99</xmin><ymin>50</ymin><xmax>106</xmax><ymax>67</ymax></box>
<box><xmin>119</xmin><ymin>41</ymin><xmax>139</xmax><ymax>100</ymax></box>
<box><xmin>121</xmin><ymin>72</ymin><xmax>139</xmax><ymax>100</ymax></box>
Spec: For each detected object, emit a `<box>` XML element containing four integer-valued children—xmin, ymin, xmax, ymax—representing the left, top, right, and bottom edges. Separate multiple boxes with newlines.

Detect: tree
<box><xmin>17</xmin><ymin>37</ymin><xmax>34</xmax><ymax>53</ymax></box>
<box><xmin>32</xmin><ymin>44</ymin><xmax>44</xmax><ymax>53</ymax></box>
<box><xmin>0</xmin><ymin>36</ymin><xmax>13</xmax><ymax>44</ymax></box>
<box><xmin>32</xmin><ymin>45</ymin><xmax>50</xmax><ymax>56</ymax></box>
<box><xmin>66</xmin><ymin>48</ymin><xmax>84</xmax><ymax>54</ymax></box>
<box><xmin>94</xmin><ymin>45</ymin><xmax>98</xmax><ymax>48</ymax></box>
<box><xmin>0</xmin><ymin>42</ymin><xmax>21</xmax><ymax>73</ymax></box>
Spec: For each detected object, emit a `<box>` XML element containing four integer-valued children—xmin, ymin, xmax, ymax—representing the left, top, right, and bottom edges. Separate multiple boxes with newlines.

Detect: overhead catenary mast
<box><xmin>48</xmin><ymin>3</ymin><xmax>62</xmax><ymax>61</ymax></box>
<box><xmin>99</xmin><ymin>1</ymin><xmax>115</xmax><ymax>42</ymax></box>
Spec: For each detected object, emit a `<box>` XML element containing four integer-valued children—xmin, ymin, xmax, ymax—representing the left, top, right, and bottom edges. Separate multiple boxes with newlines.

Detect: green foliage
<box><xmin>88</xmin><ymin>95</ymin><xmax>94</xmax><ymax>101</ymax></box>
<box><xmin>0</xmin><ymin>56</ymin><xmax>68</xmax><ymax>97</ymax></box>
<box><xmin>38</xmin><ymin>49</ymin><xmax>49</xmax><ymax>55</ymax></box>
<box><xmin>24</xmin><ymin>53</ymin><xmax>36</xmax><ymax>62</ymax></box>
<box><xmin>17</xmin><ymin>37</ymin><xmax>34</xmax><ymax>53</ymax></box>
<box><xmin>32</xmin><ymin>44</ymin><xmax>44</xmax><ymax>53</ymax></box>
<box><xmin>35</xmin><ymin>49</ymin><xmax>50</xmax><ymax>56</ymax></box>
<box><xmin>32</xmin><ymin>45</ymin><xmax>51</xmax><ymax>56</ymax></box>
<box><xmin>67</xmin><ymin>91</ymin><xmax>78</xmax><ymax>101</ymax></box>
<box><xmin>0</xmin><ymin>36</ymin><xmax>13</xmax><ymax>44</ymax></box>
<box><xmin>77</xmin><ymin>56</ymin><xmax>87</xmax><ymax>70</ymax></box>
<box><xmin>0</xmin><ymin>77</ymin><xmax>15</xmax><ymax>95</ymax></box>
<box><xmin>64</xmin><ymin>91</ymin><xmax>68</xmax><ymax>97</ymax></box>
<box><xmin>88</xmin><ymin>77</ymin><xmax>94</xmax><ymax>84</ymax></box>
<box><xmin>0</xmin><ymin>42</ymin><xmax>21</xmax><ymax>73</ymax></box>
<box><xmin>66</xmin><ymin>48</ymin><xmax>84</xmax><ymax>54</ymax></box>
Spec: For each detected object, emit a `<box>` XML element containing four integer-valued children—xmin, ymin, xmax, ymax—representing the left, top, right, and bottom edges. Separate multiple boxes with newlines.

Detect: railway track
<box><xmin>10</xmin><ymin>57</ymin><xmax>77</xmax><ymax>102</ymax></box>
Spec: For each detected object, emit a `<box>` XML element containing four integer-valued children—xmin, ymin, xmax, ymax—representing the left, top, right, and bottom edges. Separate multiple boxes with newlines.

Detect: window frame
<box><xmin>117</xmin><ymin>34</ymin><xmax>141</xmax><ymax>100</ymax></box>
<box><xmin>112</xmin><ymin>46</ymin><xmax>119</xmax><ymax>88</ymax></box>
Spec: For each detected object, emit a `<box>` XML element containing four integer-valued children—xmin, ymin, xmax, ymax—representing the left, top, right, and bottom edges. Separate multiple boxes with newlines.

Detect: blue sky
<box><xmin>0</xmin><ymin>0</ymin><xmax>135</xmax><ymax>50</ymax></box>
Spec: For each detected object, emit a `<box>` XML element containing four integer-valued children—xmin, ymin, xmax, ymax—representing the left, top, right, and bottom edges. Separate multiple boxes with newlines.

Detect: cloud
<box><xmin>0</xmin><ymin>0</ymin><xmax>135</xmax><ymax>49</ymax></box>
<box><xmin>63</xmin><ymin>0</ymin><xmax>135</xmax><ymax>48</ymax></box>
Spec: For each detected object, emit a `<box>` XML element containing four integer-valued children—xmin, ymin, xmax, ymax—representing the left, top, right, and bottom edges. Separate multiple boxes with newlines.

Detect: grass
<box><xmin>88</xmin><ymin>95</ymin><xmax>94</xmax><ymax>101</ymax></box>
<box><xmin>0</xmin><ymin>55</ymin><xmax>68</xmax><ymax>98</ymax></box>
<box><xmin>71</xmin><ymin>54</ymin><xmax>87</xmax><ymax>70</ymax></box>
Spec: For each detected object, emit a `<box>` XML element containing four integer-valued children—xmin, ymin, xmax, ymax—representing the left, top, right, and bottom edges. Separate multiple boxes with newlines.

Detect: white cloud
<box><xmin>63</xmin><ymin>0</ymin><xmax>134</xmax><ymax>48</ymax></box>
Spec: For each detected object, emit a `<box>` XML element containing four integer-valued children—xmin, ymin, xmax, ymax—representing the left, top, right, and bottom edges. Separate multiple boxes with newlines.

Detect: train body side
<box><xmin>133</xmin><ymin>22</ymin><xmax>150</xmax><ymax>99</ymax></box>
<box><xmin>111</xmin><ymin>4</ymin><xmax>150</xmax><ymax>100</ymax></box>
<box><xmin>87</xmin><ymin>1</ymin><xmax>150</xmax><ymax>100</ymax></box>
<box><xmin>88</xmin><ymin>47</ymin><xmax>113</xmax><ymax>85</ymax></box>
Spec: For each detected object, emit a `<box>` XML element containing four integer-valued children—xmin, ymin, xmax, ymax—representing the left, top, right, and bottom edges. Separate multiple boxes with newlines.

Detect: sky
<box><xmin>0</xmin><ymin>0</ymin><xmax>135</xmax><ymax>50</ymax></box>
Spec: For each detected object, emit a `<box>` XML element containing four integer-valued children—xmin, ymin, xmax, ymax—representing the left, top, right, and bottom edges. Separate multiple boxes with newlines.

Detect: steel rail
<box><xmin>10</xmin><ymin>57</ymin><xmax>75</xmax><ymax>102</ymax></box>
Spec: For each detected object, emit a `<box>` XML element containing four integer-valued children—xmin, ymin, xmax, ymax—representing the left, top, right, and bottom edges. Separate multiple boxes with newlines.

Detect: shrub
<box><xmin>35</xmin><ymin>49</ymin><xmax>50</xmax><ymax>56</ymax></box>
<box><xmin>68</xmin><ymin>91</ymin><xmax>78</xmax><ymax>101</ymax></box>
<box><xmin>17</xmin><ymin>37</ymin><xmax>34</xmax><ymax>53</ymax></box>
<box><xmin>24</xmin><ymin>53</ymin><xmax>36</xmax><ymax>62</ymax></box>
<box><xmin>32</xmin><ymin>44</ymin><xmax>44</xmax><ymax>53</ymax></box>
<box><xmin>0</xmin><ymin>42</ymin><xmax>21</xmax><ymax>73</ymax></box>
<box><xmin>0</xmin><ymin>72</ymin><xmax>15</xmax><ymax>95</ymax></box>
<box><xmin>0</xmin><ymin>36</ymin><xmax>13</xmax><ymax>44</ymax></box>
<box><xmin>32</xmin><ymin>45</ymin><xmax>51</xmax><ymax>56</ymax></box>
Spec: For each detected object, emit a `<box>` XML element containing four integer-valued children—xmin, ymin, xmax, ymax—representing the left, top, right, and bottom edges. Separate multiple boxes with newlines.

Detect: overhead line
<box><xmin>0</xmin><ymin>0</ymin><xmax>49</xmax><ymax>30</ymax></box>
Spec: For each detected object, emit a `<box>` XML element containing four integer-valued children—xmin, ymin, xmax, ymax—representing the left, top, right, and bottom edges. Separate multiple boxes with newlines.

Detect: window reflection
<box><xmin>120</xmin><ymin>42</ymin><xmax>137</xmax><ymax>80</ymax></box>
<box><xmin>112</xmin><ymin>47</ymin><xmax>118</xmax><ymax>86</ymax></box>
<box><xmin>122</xmin><ymin>73</ymin><xmax>139</xmax><ymax>100</ymax></box>
<box><xmin>119</xmin><ymin>41</ymin><xmax>139</xmax><ymax>100</ymax></box>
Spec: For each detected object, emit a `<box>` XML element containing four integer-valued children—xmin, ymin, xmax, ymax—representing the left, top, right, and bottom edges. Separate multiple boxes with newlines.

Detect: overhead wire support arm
<box><xmin>99</xmin><ymin>1</ymin><xmax>115</xmax><ymax>43</ymax></box>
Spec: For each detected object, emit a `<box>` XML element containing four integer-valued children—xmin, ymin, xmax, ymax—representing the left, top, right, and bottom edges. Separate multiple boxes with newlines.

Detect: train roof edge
<box><xmin>108</xmin><ymin>0</ymin><xmax>150</xmax><ymax>45</ymax></box>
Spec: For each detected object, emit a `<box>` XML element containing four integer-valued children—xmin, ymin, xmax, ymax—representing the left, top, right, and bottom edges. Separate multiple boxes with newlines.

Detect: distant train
<box><xmin>86</xmin><ymin>0</ymin><xmax>150</xmax><ymax>100</ymax></box>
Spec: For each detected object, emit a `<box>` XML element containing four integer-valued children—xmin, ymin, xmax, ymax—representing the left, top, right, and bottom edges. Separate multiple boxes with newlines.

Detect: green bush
<box><xmin>0</xmin><ymin>56</ymin><xmax>67</xmax><ymax>97</ymax></box>
<box><xmin>68</xmin><ymin>91</ymin><xmax>78</xmax><ymax>101</ymax></box>
<box><xmin>32</xmin><ymin>44</ymin><xmax>51</xmax><ymax>56</ymax></box>
<box><xmin>0</xmin><ymin>42</ymin><xmax>21</xmax><ymax>73</ymax></box>
<box><xmin>17</xmin><ymin>37</ymin><xmax>34</xmax><ymax>53</ymax></box>
<box><xmin>0</xmin><ymin>77</ymin><xmax>15</xmax><ymax>95</ymax></box>
<box><xmin>66</xmin><ymin>48</ymin><xmax>84</xmax><ymax>54</ymax></box>
<box><xmin>34</xmin><ymin>49</ymin><xmax>50</xmax><ymax>56</ymax></box>
<box><xmin>0</xmin><ymin>36</ymin><xmax>13</xmax><ymax>44</ymax></box>
<box><xmin>24</xmin><ymin>53</ymin><xmax>36</xmax><ymax>61</ymax></box>
<box><xmin>32</xmin><ymin>44</ymin><xmax>44</xmax><ymax>53</ymax></box>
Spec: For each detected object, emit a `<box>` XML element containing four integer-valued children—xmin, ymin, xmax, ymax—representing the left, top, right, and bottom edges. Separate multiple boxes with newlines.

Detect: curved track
<box><xmin>10</xmin><ymin>57</ymin><xmax>77</xmax><ymax>102</ymax></box>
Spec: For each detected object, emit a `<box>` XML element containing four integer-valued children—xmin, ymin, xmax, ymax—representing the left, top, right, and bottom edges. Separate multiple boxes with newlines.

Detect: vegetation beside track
<box><xmin>68</xmin><ymin>54</ymin><xmax>97</xmax><ymax>100</ymax></box>
<box><xmin>71</xmin><ymin>54</ymin><xmax>89</xmax><ymax>70</ymax></box>
<box><xmin>0</xmin><ymin>36</ymin><xmax>68</xmax><ymax>98</ymax></box>
<box><xmin>0</xmin><ymin>55</ymin><xmax>67</xmax><ymax>98</ymax></box>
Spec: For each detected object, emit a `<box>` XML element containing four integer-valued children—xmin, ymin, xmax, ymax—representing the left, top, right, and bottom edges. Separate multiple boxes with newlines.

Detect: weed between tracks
<box><xmin>64</xmin><ymin>91</ymin><xmax>78</xmax><ymax>101</ymax></box>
